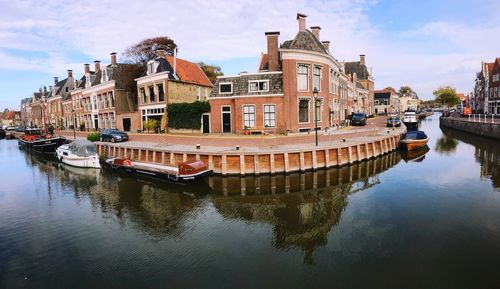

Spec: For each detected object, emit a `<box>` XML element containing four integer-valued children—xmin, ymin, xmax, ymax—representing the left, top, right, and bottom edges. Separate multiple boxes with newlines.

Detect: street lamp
<box><xmin>313</xmin><ymin>87</ymin><xmax>319</xmax><ymax>147</ymax></box>
<box><xmin>72</xmin><ymin>108</ymin><xmax>76</xmax><ymax>140</ymax></box>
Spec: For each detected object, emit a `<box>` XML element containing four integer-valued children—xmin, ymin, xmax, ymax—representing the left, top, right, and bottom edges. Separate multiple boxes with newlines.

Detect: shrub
<box><xmin>167</xmin><ymin>101</ymin><xmax>210</xmax><ymax>129</ymax></box>
<box><xmin>87</xmin><ymin>132</ymin><xmax>100</xmax><ymax>142</ymax></box>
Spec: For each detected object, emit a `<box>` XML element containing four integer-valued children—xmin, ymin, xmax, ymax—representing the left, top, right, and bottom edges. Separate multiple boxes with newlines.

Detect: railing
<box><xmin>467</xmin><ymin>114</ymin><xmax>498</xmax><ymax>124</ymax></box>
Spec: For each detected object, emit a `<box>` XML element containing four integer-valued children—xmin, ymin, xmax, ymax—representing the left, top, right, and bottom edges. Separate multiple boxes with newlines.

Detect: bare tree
<box><xmin>123</xmin><ymin>36</ymin><xmax>177</xmax><ymax>65</ymax></box>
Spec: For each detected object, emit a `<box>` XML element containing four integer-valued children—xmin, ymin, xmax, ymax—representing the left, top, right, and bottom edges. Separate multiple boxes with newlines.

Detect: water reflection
<box><xmin>210</xmin><ymin>152</ymin><xmax>401</xmax><ymax>264</ymax></box>
<box><xmin>400</xmin><ymin>145</ymin><xmax>429</xmax><ymax>163</ymax></box>
<box><xmin>434</xmin><ymin>134</ymin><xmax>459</xmax><ymax>155</ymax></box>
<box><xmin>441</xmin><ymin>126</ymin><xmax>500</xmax><ymax>189</ymax></box>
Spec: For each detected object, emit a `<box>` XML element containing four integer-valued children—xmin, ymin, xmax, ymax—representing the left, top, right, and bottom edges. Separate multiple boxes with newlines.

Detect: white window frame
<box><xmin>314</xmin><ymin>97</ymin><xmax>323</xmax><ymax>122</ymax></box>
<box><xmin>297</xmin><ymin>63</ymin><xmax>310</xmax><ymax>92</ymax></box>
<box><xmin>242</xmin><ymin>105</ymin><xmax>256</xmax><ymax>129</ymax></box>
<box><xmin>221</xmin><ymin>105</ymin><xmax>231</xmax><ymax>133</ymax></box>
<box><xmin>298</xmin><ymin>98</ymin><xmax>311</xmax><ymax>124</ymax></box>
<box><xmin>219</xmin><ymin>82</ymin><xmax>233</xmax><ymax>94</ymax></box>
<box><xmin>313</xmin><ymin>65</ymin><xmax>322</xmax><ymax>92</ymax></box>
<box><xmin>263</xmin><ymin>104</ymin><xmax>276</xmax><ymax>128</ymax></box>
<box><xmin>248</xmin><ymin>80</ymin><xmax>270</xmax><ymax>93</ymax></box>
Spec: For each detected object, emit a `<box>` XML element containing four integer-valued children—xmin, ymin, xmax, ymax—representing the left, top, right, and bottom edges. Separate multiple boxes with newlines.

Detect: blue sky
<box><xmin>1</xmin><ymin>0</ymin><xmax>499</xmax><ymax>109</ymax></box>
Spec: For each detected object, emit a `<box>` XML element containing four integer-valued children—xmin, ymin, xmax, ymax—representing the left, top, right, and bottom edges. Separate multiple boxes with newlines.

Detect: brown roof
<box><xmin>165</xmin><ymin>56</ymin><xmax>212</xmax><ymax>87</ymax></box>
<box><xmin>259</xmin><ymin>53</ymin><xmax>269</xmax><ymax>71</ymax></box>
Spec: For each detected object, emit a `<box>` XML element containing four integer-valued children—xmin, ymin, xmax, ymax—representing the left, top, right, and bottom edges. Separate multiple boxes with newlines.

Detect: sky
<box><xmin>1</xmin><ymin>0</ymin><xmax>499</xmax><ymax>109</ymax></box>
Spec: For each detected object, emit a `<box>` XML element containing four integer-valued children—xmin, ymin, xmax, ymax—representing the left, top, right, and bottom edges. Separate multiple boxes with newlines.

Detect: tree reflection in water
<box><xmin>441</xmin><ymin>126</ymin><xmax>500</xmax><ymax>189</ymax></box>
<box><xmin>210</xmin><ymin>151</ymin><xmax>401</xmax><ymax>264</ymax></box>
<box><xmin>434</xmin><ymin>134</ymin><xmax>459</xmax><ymax>155</ymax></box>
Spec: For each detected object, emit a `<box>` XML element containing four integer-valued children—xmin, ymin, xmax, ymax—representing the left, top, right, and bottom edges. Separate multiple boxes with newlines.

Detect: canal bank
<box><xmin>440</xmin><ymin>116</ymin><xmax>500</xmax><ymax>140</ymax></box>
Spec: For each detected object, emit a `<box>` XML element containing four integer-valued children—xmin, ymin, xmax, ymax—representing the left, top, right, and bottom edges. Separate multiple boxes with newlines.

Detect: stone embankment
<box><xmin>440</xmin><ymin>116</ymin><xmax>500</xmax><ymax>140</ymax></box>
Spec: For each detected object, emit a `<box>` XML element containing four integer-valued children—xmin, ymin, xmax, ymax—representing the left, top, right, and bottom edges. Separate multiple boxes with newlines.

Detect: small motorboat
<box><xmin>400</xmin><ymin>130</ymin><xmax>429</xmax><ymax>150</ymax></box>
<box><xmin>402</xmin><ymin>110</ymin><xmax>418</xmax><ymax>130</ymax></box>
<box><xmin>18</xmin><ymin>128</ymin><xmax>66</xmax><ymax>153</ymax></box>
<box><xmin>105</xmin><ymin>158</ymin><xmax>212</xmax><ymax>183</ymax></box>
<box><xmin>56</xmin><ymin>140</ymin><xmax>101</xmax><ymax>169</ymax></box>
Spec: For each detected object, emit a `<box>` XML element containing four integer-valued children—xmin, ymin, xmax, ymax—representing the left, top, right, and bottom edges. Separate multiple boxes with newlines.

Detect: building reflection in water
<box><xmin>441</xmin><ymin>126</ymin><xmax>500</xmax><ymax>189</ymax></box>
<box><xmin>209</xmin><ymin>151</ymin><xmax>401</xmax><ymax>264</ymax></box>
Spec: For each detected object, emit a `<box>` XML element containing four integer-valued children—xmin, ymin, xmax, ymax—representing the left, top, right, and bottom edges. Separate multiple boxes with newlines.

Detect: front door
<box><xmin>222</xmin><ymin>107</ymin><xmax>231</xmax><ymax>133</ymax></box>
<box><xmin>202</xmin><ymin>114</ymin><xmax>210</xmax><ymax>133</ymax></box>
<box><xmin>94</xmin><ymin>115</ymin><xmax>99</xmax><ymax>130</ymax></box>
<box><xmin>123</xmin><ymin>118</ymin><xmax>131</xmax><ymax>132</ymax></box>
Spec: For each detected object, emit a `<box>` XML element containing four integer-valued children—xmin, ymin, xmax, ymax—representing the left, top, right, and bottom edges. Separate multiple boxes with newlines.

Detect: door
<box><xmin>222</xmin><ymin>107</ymin><xmax>231</xmax><ymax>133</ymax></box>
<box><xmin>94</xmin><ymin>115</ymin><xmax>99</xmax><ymax>130</ymax></box>
<box><xmin>202</xmin><ymin>114</ymin><xmax>210</xmax><ymax>133</ymax></box>
<box><xmin>123</xmin><ymin>118</ymin><xmax>131</xmax><ymax>132</ymax></box>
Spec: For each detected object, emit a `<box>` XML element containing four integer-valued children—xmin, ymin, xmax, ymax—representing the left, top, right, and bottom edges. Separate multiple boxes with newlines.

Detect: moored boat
<box><xmin>402</xmin><ymin>110</ymin><xmax>418</xmax><ymax>129</ymax></box>
<box><xmin>105</xmin><ymin>158</ymin><xmax>212</xmax><ymax>182</ymax></box>
<box><xmin>400</xmin><ymin>130</ymin><xmax>429</xmax><ymax>150</ymax></box>
<box><xmin>18</xmin><ymin>128</ymin><xmax>66</xmax><ymax>153</ymax></box>
<box><xmin>56</xmin><ymin>140</ymin><xmax>101</xmax><ymax>169</ymax></box>
<box><xmin>0</xmin><ymin>128</ymin><xmax>5</xmax><ymax>139</ymax></box>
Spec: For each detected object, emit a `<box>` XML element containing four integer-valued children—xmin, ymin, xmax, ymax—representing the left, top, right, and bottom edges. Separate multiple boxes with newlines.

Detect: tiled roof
<box><xmin>374</xmin><ymin>91</ymin><xmax>391</xmax><ymax>99</ymax></box>
<box><xmin>344</xmin><ymin>61</ymin><xmax>370</xmax><ymax>80</ymax></box>
<box><xmin>280</xmin><ymin>30</ymin><xmax>328</xmax><ymax>55</ymax></box>
<box><xmin>165</xmin><ymin>56</ymin><xmax>212</xmax><ymax>87</ymax></box>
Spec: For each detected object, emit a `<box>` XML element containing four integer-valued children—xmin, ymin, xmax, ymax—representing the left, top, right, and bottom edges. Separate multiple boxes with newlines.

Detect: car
<box><xmin>387</xmin><ymin>115</ymin><xmax>401</xmax><ymax>127</ymax></box>
<box><xmin>350</xmin><ymin>113</ymin><xmax>367</xmax><ymax>126</ymax></box>
<box><xmin>99</xmin><ymin>128</ymin><xmax>129</xmax><ymax>142</ymax></box>
<box><xmin>15</xmin><ymin>126</ymin><xmax>26</xmax><ymax>132</ymax></box>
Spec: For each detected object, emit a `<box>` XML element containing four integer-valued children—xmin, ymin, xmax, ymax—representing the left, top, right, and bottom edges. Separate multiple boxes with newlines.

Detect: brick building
<box><xmin>135</xmin><ymin>49</ymin><xmax>212</xmax><ymax>132</ymax></box>
<box><xmin>488</xmin><ymin>58</ymin><xmax>500</xmax><ymax>114</ymax></box>
<box><xmin>209</xmin><ymin>13</ymin><xmax>374</xmax><ymax>134</ymax></box>
<box><xmin>374</xmin><ymin>88</ymin><xmax>399</xmax><ymax>115</ymax></box>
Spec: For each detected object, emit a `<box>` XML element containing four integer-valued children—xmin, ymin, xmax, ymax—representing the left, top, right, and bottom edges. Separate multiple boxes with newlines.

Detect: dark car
<box><xmin>350</xmin><ymin>113</ymin><xmax>367</xmax><ymax>126</ymax></box>
<box><xmin>100</xmin><ymin>128</ymin><xmax>129</xmax><ymax>142</ymax></box>
<box><xmin>386</xmin><ymin>115</ymin><xmax>401</xmax><ymax>127</ymax></box>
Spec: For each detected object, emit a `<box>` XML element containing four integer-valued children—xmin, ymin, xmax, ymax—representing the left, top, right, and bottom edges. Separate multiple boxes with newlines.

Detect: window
<box><xmin>85</xmin><ymin>76</ymin><xmax>91</xmax><ymax>88</ymax></box>
<box><xmin>299</xmin><ymin>99</ymin><xmax>309</xmax><ymax>123</ymax></box>
<box><xmin>149</xmin><ymin>86</ymin><xmax>155</xmax><ymax>103</ymax></box>
<box><xmin>313</xmin><ymin>65</ymin><xmax>322</xmax><ymax>91</ymax></box>
<box><xmin>93</xmin><ymin>95</ymin><xmax>97</xmax><ymax>110</ymax></box>
<box><xmin>249</xmin><ymin>80</ymin><xmax>269</xmax><ymax>92</ymax></box>
<box><xmin>102</xmin><ymin>69</ymin><xmax>108</xmax><ymax>82</ymax></box>
<box><xmin>219</xmin><ymin>83</ymin><xmax>233</xmax><ymax>94</ymax></box>
<box><xmin>297</xmin><ymin>64</ymin><xmax>309</xmax><ymax>91</ymax></box>
<box><xmin>264</xmin><ymin>105</ymin><xmax>276</xmax><ymax>128</ymax></box>
<box><xmin>109</xmin><ymin>92</ymin><xmax>114</xmax><ymax>107</ymax></box>
<box><xmin>140</xmin><ymin>88</ymin><xmax>146</xmax><ymax>104</ymax></box>
<box><xmin>315</xmin><ymin>98</ymin><xmax>323</xmax><ymax>122</ymax></box>
<box><xmin>147</xmin><ymin>61</ymin><xmax>156</xmax><ymax>75</ymax></box>
<box><xmin>158</xmin><ymin>84</ymin><xmax>164</xmax><ymax>102</ymax></box>
<box><xmin>243</xmin><ymin>105</ymin><xmax>255</xmax><ymax>128</ymax></box>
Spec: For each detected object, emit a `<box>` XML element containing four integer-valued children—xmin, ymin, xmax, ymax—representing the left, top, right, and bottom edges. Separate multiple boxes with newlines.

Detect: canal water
<box><xmin>1</xmin><ymin>114</ymin><xmax>499</xmax><ymax>289</ymax></box>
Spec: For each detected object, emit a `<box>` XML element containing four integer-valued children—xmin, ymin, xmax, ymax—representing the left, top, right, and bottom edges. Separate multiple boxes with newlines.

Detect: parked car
<box><xmin>387</xmin><ymin>115</ymin><xmax>401</xmax><ymax>127</ymax></box>
<box><xmin>350</xmin><ymin>113</ymin><xmax>367</xmax><ymax>126</ymax></box>
<box><xmin>15</xmin><ymin>126</ymin><xmax>26</xmax><ymax>132</ymax></box>
<box><xmin>99</xmin><ymin>128</ymin><xmax>129</xmax><ymax>142</ymax></box>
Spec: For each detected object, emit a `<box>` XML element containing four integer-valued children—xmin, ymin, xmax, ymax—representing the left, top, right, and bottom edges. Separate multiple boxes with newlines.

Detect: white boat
<box><xmin>402</xmin><ymin>110</ymin><xmax>418</xmax><ymax>129</ymax></box>
<box><xmin>56</xmin><ymin>140</ymin><xmax>101</xmax><ymax>169</ymax></box>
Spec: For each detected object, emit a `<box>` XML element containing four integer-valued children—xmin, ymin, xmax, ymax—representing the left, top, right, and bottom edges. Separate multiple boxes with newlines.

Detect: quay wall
<box><xmin>440</xmin><ymin>117</ymin><xmax>500</xmax><ymax>140</ymax></box>
<box><xmin>96</xmin><ymin>133</ymin><xmax>402</xmax><ymax>176</ymax></box>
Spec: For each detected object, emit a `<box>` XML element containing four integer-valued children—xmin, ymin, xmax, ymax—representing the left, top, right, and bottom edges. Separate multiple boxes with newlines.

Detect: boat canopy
<box><xmin>404</xmin><ymin>131</ymin><xmax>428</xmax><ymax>140</ymax></box>
<box><xmin>68</xmin><ymin>140</ymin><xmax>98</xmax><ymax>157</ymax></box>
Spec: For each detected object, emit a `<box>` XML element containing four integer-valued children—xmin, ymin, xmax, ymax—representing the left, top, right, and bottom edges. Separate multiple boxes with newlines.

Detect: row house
<box><xmin>209</xmin><ymin>13</ymin><xmax>373</xmax><ymax>134</ymax></box>
<box><xmin>72</xmin><ymin>53</ymin><xmax>144</xmax><ymax>132</ymax></box>
<box><xmin>473</xmin><ymin>61</ymin><xmax>495</xmax><ymax>114</ymax></box>
<box><xmin>488</xmin><ymin>58</ymin><xmax>500</xmax><ymax>114</ymax></box>
<box><xmin>135</xmin><ymin>49</ymin><xmax>212</xmax><ymax>132</ymax></box>
<box><xmin>46</xmin><ymin>71</ymin><xmax>76</xmax><ymax>129</ymax></box>
<box><xmin>399</xmin><ymin>91</ymin><xmax>420</xmax><ymax>112</ymax></box>
<box><xmin>344</xmin><ymin>55</ymin><xmax>375</xmax><ymax>116</ymax></box>
<box><xmin>374</xmin><ymin>88</ymin><xmax>399</xmax><ymax>115</ymax></box>
<box><xmin>20</xmin><ymin>98</ymin><xmax>32</xmax><ymax>126</ymax></box>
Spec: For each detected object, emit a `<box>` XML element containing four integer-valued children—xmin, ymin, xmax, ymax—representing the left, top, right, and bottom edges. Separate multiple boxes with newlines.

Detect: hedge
<box><xmin>87</xmin><ymin>132</ymin><xmax>100</xmax><ymax>142</ymax></box>
<box><xmin>167</xmin><ymin>101</ymin><xmax>210</xmax><ymax>129</ymax></box>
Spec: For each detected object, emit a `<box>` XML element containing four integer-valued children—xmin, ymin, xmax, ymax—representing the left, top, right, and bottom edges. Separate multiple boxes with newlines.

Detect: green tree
<box><xmin>433</xmin><ymin>86</ymin><xmax>460</xmax><ymax>107</ymax></box>
<box><xmin>143</xmin><ymin>119</ymin><xmax>158</xmax><ymax>133</ymax></box>
<box><xmin>399</xmin><ymin>86</ymin><xmax>414</xmax><ymax>97</ymax></box>
<box><xmin>123</xmin><ymin>36</ymin><xmax>177</xmax><ymax>66</ymax></box>
<box><xmin>197</xmin><ymin>62</ymin><xmax>223</xmax><ymax>84</ymax></box>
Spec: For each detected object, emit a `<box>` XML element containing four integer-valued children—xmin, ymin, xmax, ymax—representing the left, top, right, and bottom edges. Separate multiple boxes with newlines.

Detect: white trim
<box><xmin>217</xmin><ymin>71</ymin><xmax>283</xmax><ymax>79</ymax></box>
<box><xmin>248</xmin><ymin>79</ymin><xmax>270</xmax><ymax>93</ymax></box>
<box><xmin>139</xmin><ymin>103</ymin><xmax>166</xmax><ymax>110</ymax></box>
<box><xmin>219</xmin><ymin>82</ymin><xmax>233</xmax><ymax>94</ymax></box>
<box><xmin>280</xmin><ymin>49</ymin><xmax>343</xmax><ymax>71</ymax></box>
<box><xmin>242</xmin><ymin>104</ymin><xmax>256</xmax><ymax>129</ymax></box>
<box><xmin>201</xmin><ymin>112</ymin><xmax>211</xmax><ymax>133</ymax></box>
<box><xmin>135</xmin><ymin>71</ymin><xmax>170</xmax><ymax>83</ymax></box>
<box><xmin>297</xmin><ymin>97</ymin><xmax>311</xmax><ymax>124</ymax></box>
<box><xmin>221</xmin><ymin>105</ymin><xmax>232</xmax><ymax>133</ymax></box>
<box><xmin>209</xmin><ymin>93</ymin><xmax>284</xmax><ymax>100</ymax></box>
<box><xmin>262</xmin><ymin>103</ymin><xmax>276</xmax><ymax>128</ymax></box>
<box><xmin>82</xmin><ymin>81</ymin><xmax>115</xmax><ymax>95</ymax></box>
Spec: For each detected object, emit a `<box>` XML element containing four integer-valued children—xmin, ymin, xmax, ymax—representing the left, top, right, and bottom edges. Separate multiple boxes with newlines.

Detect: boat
<box><xmin>402</xmin><ymin>110</ymin><xmax>418</xmax><ymax>129</ymax></box>
<box><xmin>400</xmin><ymin>130</ymin><xmax>429</xmax><ymax>150</ymax></box>
<box><xmin>18</xmin><ymin>128</ymin><xmax>66</xmax><ymax>153</ymax></box>
<box><xmin>56</xmin><ymin>140</ymin><xmax>101</xmax><ymax>169</ymax></box>
<box><xmin>401</xmin><ymin>145</ymin><xmax>429</xmax><ymax>162</ymax></box>
<box><xmin>0</xmin><ymin>128</ymin><xmax>5</xmax><ymax>139</ymax></box>
<box><xmin>105</xmin><ymin>158</ymin><xmax>212</xmax><ymax>183</ymax></box>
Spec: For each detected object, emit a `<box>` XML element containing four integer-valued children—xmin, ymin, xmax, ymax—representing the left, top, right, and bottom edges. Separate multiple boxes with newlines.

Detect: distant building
<box><xmin>344</xmin><ymin>55</ymin><xmax>375</xmax><ymax>116</ymax></box>
<box><xmin>489</xmin><ymin>58</ymin><xmax>500</xmax><ymax>114</ymax></box>
<box><xmin>374</xmin><ymin>88</ymin><xmax>399</xmax><ymax>115</ymax></box>
<box><xmin>399</xmin><ymin>91</ymin><xmax>420</xmax><ymax>112</ymax></box>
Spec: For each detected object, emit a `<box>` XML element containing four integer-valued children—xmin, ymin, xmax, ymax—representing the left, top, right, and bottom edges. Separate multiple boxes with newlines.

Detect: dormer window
<box><xmin>147</xmin><ymin>61</ymin><xmax>158</xmax><ymax>75</ymax></box>
<box><xmin>219</xmin><ymin>82</ymin><xmax>233</xmax><ymax>94</ymax></box>
<box><xmin>85</xmin><ymin>75</ymin><xmax>91</xmax><ymax>88</ymax></box>
<box><xmin>102</xmin><ymin>69</ymin><xmax>108</xmax><ymax>82</ymax></box>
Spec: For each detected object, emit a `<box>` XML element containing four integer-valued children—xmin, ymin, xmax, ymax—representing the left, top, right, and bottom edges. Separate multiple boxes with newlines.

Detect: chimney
<box><xmin>44</xmin><ymin>86</ymin><xmax>47</xmax><ymax>93</ymax></box>
<box><xmin>155</xmin><ymin>49</ymin><xmax>166</xmax><ymax>58</ymax></box>
<box><xmin>297</xmin><ymin>13</ymin><xmax>307</xmax><ymax>32</ymax></box>
<box><xmin>53</xmin><ymin>77</ymin><xmax>58</xmax><ymax>85</ymax></box>
<box><xmin>84</xmin><ymin>63</ymin><xmax>90</xmax><ymax>74</ymax></box>
<box><xmin>322</xmin><ymin>41</ymin><xmax>330</xmax><ymax>51</ymax></box>
<box><xmin>360</xmin><ymin>54</ymin><xmax>366</xmax><ymax>65</ymax></box>
<box><xmin>94</xmin><ymin>60</ymin><xmax>101</xmax><ymax>72</ymax></box>
<box><xmin>265</xmin><ymin>31</ymin><xmax>280</xmax><ymax>71</ymax></box>
<box><xmin>67</xmin><ymin>70</ymin><xmax>73</xmax><ymax>78</ymax></box>
<box><xmin>310</xmin><ymin>26</ymin><xmax>321</xmax><ymax>40</ymax></box>
<box><xmin>110</xmin><ymin>52</ymin><xmax>117</xmax><ymax>66</ymax></box>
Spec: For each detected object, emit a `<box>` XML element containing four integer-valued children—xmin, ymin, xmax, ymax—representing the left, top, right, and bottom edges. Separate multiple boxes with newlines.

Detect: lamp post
<box><xmin>41</xmin><ymin>95</ymin><xmax>47</xmax><ymax>134</ymax></box>
<box><xmin>313</xmin><ymin>87</ymin><xmax>319</xmax><ymax>147</ymax></box>
<box><xmin>72</xmin><ymin>108</ymin><xmax>76</xmax><ymax>140</ymax></box>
